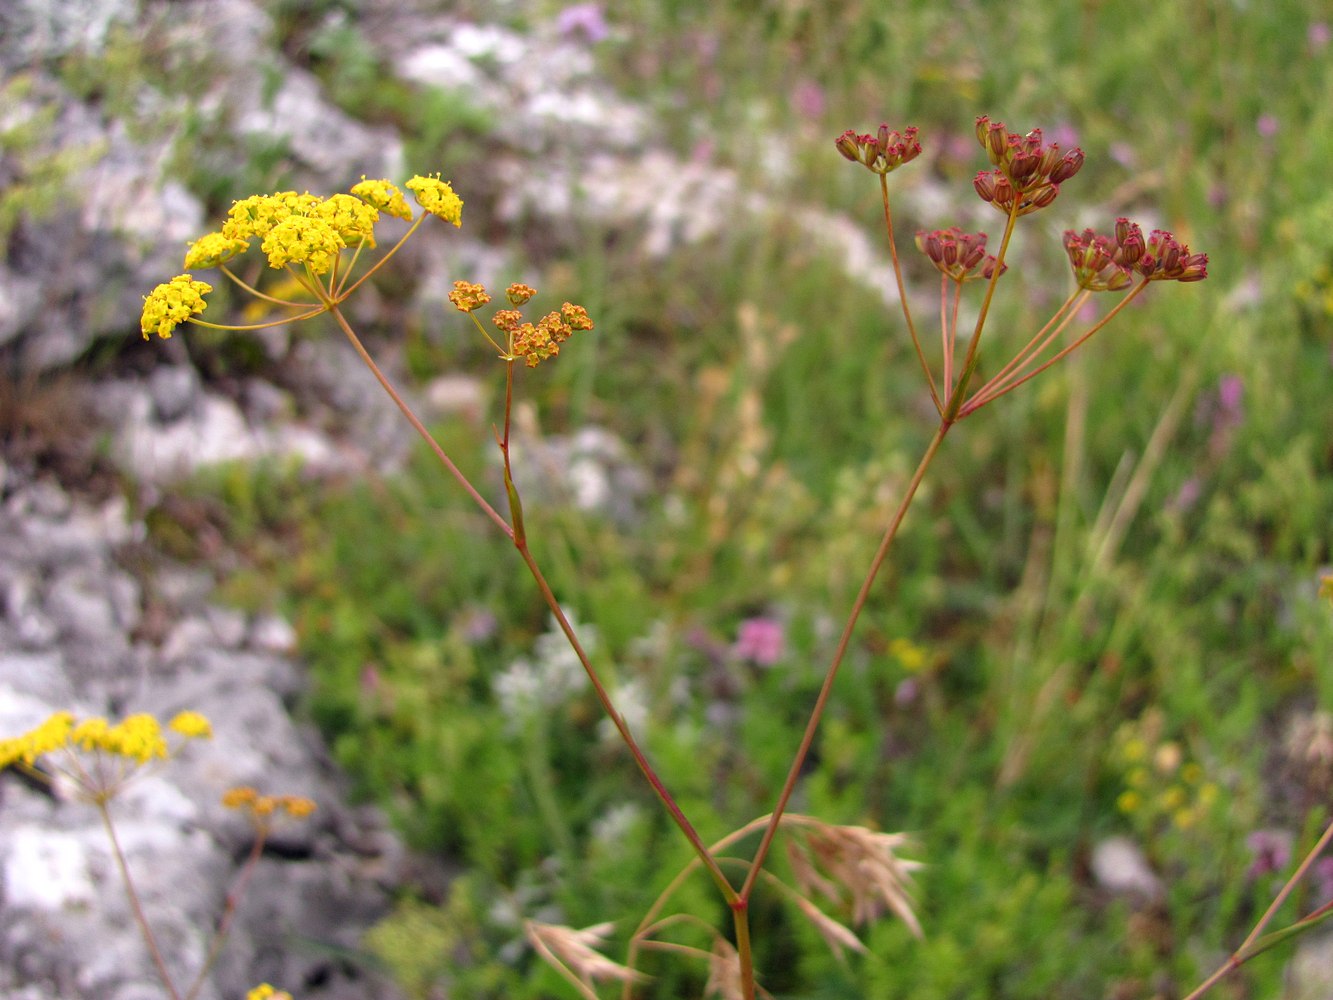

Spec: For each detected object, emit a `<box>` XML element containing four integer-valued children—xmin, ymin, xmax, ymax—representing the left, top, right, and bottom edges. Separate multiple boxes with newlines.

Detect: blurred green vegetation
<box><xmin>144</xmin><ymin>0</ymin><xmax>1333</xmax><ymax>997</ymax></box>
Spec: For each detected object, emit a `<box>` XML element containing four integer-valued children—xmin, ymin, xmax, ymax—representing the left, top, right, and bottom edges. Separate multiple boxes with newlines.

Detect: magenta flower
<box><xmin>556</xmin><ymin>3</ymin><xmax>609</xmax><ymax>43</ymax></box>
<box><xmin>734</xmin><ymin>617</ymin><xmax>786</xmax><ymax>666</ymax></box>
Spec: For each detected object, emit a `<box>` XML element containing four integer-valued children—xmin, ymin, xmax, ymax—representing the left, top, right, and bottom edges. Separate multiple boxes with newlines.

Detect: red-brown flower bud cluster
<box><xmin>835</xmin><ymin>125</ymin><xmax>922</xmax><ymax>175</ymax></box>
<box><xmin>915</xmin><ymin>227</ymin><xmax>1006</xmax><ymax>283</ymax></box>
<box><xmin>1064</xmin><ymin>218</ymin><xmax>1207</xmax><ymax>289</ymax></box>
<box><xmin>1138</xmin><ymin>228</ymin><xmax>1208</xmax><ymax>282</ymax></box>
<box><xmin>973</xmin><ymin>116</ymin><xmax>1083</xmax><ymax>217</ymax></box>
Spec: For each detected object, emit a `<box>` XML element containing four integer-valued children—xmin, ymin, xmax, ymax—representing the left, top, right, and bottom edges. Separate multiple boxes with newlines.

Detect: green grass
<box><xmin>143</xmin><ymin>0</ymin><xmax>1333</xmax><ymax>996</ymax></box>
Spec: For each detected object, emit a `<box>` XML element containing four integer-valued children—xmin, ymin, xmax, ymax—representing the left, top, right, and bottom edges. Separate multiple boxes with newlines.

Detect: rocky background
<box><xmin>0</xmin><ymin>1</ymin><xmax>687</xmax><ymax>997</ymax></box>
<box><xmin>7</xmin><ymin>2</ymin><xmax>1328</xmax><ymax>999</ymax></box>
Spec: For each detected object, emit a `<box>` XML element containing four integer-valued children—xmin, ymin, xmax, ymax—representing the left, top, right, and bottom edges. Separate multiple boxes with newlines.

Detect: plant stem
<box><xmin>330</xmin><ymin>307</ymin><xmax>513</xmax><ymax>538</ymax></box>
<box><xmin>741</xmin><ymin>419</ymin><xmax>951</xmax><ymax>903</ymax></box>
<box><xmin>97</xmin><ymin>801</ymin><xmax>182</xmax><ymax>1000</ymax></box>
<box><xmin>1180</xmin><ymin>817</ymin><xmax>1333</xmax><ymax>1000</ymax></box>
<box><xmin>335</xmin><ymin>311</ymin><xmax>739</xmax><ymax>911</ymax></box>
<box><xmin>880</xmin><ymin>174</ymin><xmax>941</xmax><ymax>414</ymax></box>
<box><xmin>184</xmin><ymin>829</ymin><xmax>269</xmax><ymax>1000</ymax></box>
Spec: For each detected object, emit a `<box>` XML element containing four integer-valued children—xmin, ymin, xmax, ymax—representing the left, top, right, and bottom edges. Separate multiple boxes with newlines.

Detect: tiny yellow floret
<box><xmin>168</xmin><ymin>711</ymin><xmax>213</xmax><ymax>740</ymax></box>
<box><xmin>351</xmin><ymin>177</ymin><xmax>412</xmax><ymax>220</ymax></box>
<box><xmin>261</xmin><ymin>215</ymin><xmax>345</xmax><ymax>275</ymax></box>
<box><xmin>246</xmin><ymin>984</ymin><xmax>293</xmax><ymax>1000</ymax></box>
<box><xmin>223</xmin><ymin>786</ymin><xmax>259</xmax><ymax>809</ymax></box>
<box><xmin>448</xmin><ymin>280</ymin><xmax>491</xmax><ymax>313</ymax></box>
<box><xmin>184</xmin><ymin>231</ymin><xmax>250</xmax><ymax>270</ymax></box>
<box><xmin>506</xmin><ymin>283</ymin><xmax>537</xmax><ymax>306</ymax></box>
<box><xmin>317</xmin><ymin>193</ymin><xmax>379</xmax><ymax>248</ymax></box>
<box><xmin>279</xmin><ymin>795</ymin><xmax>318</xmax><ymax>818</ymax></box>
<box><xmin>141</xmin><ymin>274</ymin><xmax>213</xmax><ymax>340</ymax></box>
<box><xmin>106</xmin><ymin>713</ymin><xmax>168</xmax><ymax>764</ymax></box>
<box><xmin>406</xmin><ymin>174</ymin><xmax>463</xmax><ymax>226</ymax></box>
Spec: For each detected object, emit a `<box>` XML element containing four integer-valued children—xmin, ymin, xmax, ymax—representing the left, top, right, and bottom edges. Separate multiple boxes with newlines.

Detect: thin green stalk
<box><xmin>1181</xmin><ymin>815</ymin><xmax>1333</xmax><ymax>1000</ymax></box>
<box><xmin>741</xmin><ymin>420</ymin><xmax>952</xmax><ymax>903</ymax></box>
<box><xmin>335</xmin><ymin>310</ymin><xmax>738</xmax><ymax>909</ymax></box>
<box><xmin>880</xmin><ymin>173</ymin><xmax>940</xmax><ymax>413</ymax></box>
<box><xmin>330</xmin><ymin>306</ymin><xmax>513</xmax><ymax>537</ymax></box>
<box><xmin>183</xmin><ymin>831</ymin><xmax>268</xmax><ymax>1000</ymax></box>
<box><xmin>98</xmin><ymin>801</ymin><xmax>181</xmax><ymax>1000</ymax></box>
<box><xmin>510</xmin><ymin>524</ymin><xmax>737</xmax><ymax>907</ymax></box>
<box><xmin>943</xmin><ymin>203</ymin><xmax>1021</xmax><ymax>421</ymax></box>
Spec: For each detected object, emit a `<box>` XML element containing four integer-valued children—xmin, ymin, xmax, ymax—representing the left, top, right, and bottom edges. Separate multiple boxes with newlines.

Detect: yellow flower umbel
<box><xmin>350</xmin><ymin>176</ymin><xmax>412</xmax><ymax>220</ymax></box>
<box><xmin>405</xmin><ymin>173</ymin><xmax>464</xmax><ymax>226</ymax></box>
<box><xmin>139</xmin><ymin>172</ymin><xmax>474</xmax><ymax>346</ymax></box>
<box><xmin>0</xmin><ymin>709</ymin><xmax>213</xmax><ymax>804</ymax></box>
<box><xmin>140</xmin><ymin>275</ymin><xmax>213</xmax><ymax>340</ymax></box>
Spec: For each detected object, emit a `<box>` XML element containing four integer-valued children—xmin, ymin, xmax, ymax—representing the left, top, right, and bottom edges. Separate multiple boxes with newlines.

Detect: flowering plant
<box><xmin>103</xmin><ymin>115</ymin><xmax>1333</xmax><ymax>999</ymax></box>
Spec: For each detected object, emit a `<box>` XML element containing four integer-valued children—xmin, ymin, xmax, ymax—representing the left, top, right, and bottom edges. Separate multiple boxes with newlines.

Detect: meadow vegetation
<box><xmin>119</xmin><ymin>0</ymin><xmax>1333</xmax><ymax>997</ymax></box>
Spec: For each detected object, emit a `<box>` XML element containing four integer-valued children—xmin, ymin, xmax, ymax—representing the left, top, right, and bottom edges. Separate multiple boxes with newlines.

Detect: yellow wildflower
<box><xmin>406</xmin><ymin>174</ymin><xmax>463</xmax><ymax>226</ymax></box>
<box><xmin>448</xmin><ymin>280</ymin><xmax>491</xmax><ymax>312</ymax></box>
<box><xmin>105</xmin><ymin>713</ymin><xmax>168</xmax><ymax>764</ymax></box>
<box><xmin>350</xmin><ymin>177</ymin><xmax>412</xmax><ymax>220</ymax></box>
<box><xmin>70</xmin><ymin>716</ymin><xmax>112</xmax><ymax>752</ymax></box>
<box><xmin>140</xmin><ymin>274</ymin><xmax>212</xmax><ymax>340</ymax></box>
<box><xmin>168</xmin><ymin>710</ymin><xmax>213</xmax><ymax>740</ymax></box>
<box><xmin>246</xmin><ymin>984</ymin><xmax>293</xmax><ymax>1000</ymax></box>
<box><xmin>279</xmin><ymin>795</ymin><xmax>317</xmax><ymax>818</ymax></box>
<box><xmin>889</xmin><ymin>637</ymin><xmax>927</xmax><ymax>673</ymax></box>
<box><xmin>561</xmin><ymin>302</ymin><xmax>594</xmax><ymax>331</ymax></box>
<box><xmin>317</xmin><ymin>193</ymin><xmax>379</xmax><ymax>248</ymax></box>
<box><xmin>260</xmin><ymin>215</ymin><xmax>345</xmax><ymax>274</ymax></box>
<box><xmin>222</xmin><ymin>786</ymin><xmax>259</xmax><ymax>809</ymax></box>
<box><xmin>184</xmin><ymin>231</ymin><xmax>250</xmax><ymax>270</ymax></box>
<box><xmin>506</xmin><ymin>283</ymin><xmax>537</xmax><ymax>306</ymax></box>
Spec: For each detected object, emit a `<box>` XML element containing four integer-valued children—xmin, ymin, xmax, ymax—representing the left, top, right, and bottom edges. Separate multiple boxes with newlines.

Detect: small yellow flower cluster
<box><xmin>184</xmin><ymin>232</ymin><xmax>249</xmax><ymax>270</ymax></box>
<box><xmin>0</xmin><ymin>710</ymin><xmax>213</xmax><ymax>801</ymax></box>
<box><xmin>448</xmin><ymin>280</ymin><xmax>492</xmax><ymax>313</ymax></box>
<box><xmin>223</xmin><ymin>785</ymin><xmax>318</xmax><ymax>822</ymax></box>
<box><xmin>506</xmin><ymin>283</ymin><xmax>537</xmax><ymax>306</ymax></box>
<box><xmin>142</xmin><ymin>173</ymin><xmax>463</xmax><ymax>343</ymax></box>
<box><xmin>350</xmin><ymin>177</ymin><xmax>412</xmax><ymax>220</ymax></box>
<box><xmin>0</xmin><ymin>710</ymin><xmax>212</xmax><ymax>769</ymax></box>
<box><xmin>888</xmin><ymin>637</ymin><xmax>928</xmax><ymax>673</ymax></box>
<box><xmin>246</xmin><ymin>984</ymin><xmax>294</xmax><ymax>1000</ymax></box>
<box><xmin>140</xmin><ymin>274</ymin><xmax>213</xmax><ymax>340</ymax></box>
<box><xmin>448</xmin><ymin>281</ymin><xmax>595</xmax><ymax>367</ymax></box>
<box><xmin>404</xmin><ymin>174</ymin><xmax>464</xmax><ymax>226</ymax></box>
<box><xmin>1112</xmin><ymin>712</ymin><xmax>1219</xmax><ymax>833</ymax></box>
<box><xmin>497</xmin><ymin>302</ymin><xmax>594</xmax><ymax>367</ymax></box>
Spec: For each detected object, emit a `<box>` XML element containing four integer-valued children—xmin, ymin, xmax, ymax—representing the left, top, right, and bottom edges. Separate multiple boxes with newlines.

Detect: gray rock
<box><xmin>0</xmin><ymin>475</ymin><xmax>404</xmax><ymax>1000</ymax></box>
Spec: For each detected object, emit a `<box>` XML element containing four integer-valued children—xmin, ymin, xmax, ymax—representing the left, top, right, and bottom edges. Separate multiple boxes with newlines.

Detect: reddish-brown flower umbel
<box><xmin>972</xmin><ymin>116</ymin><xmax>1083</xmax><ymax>216</ymax></box>
<box><xmin>915</xmin><ymin>227</ymin><xmax>1006</xmax><ymax>283</ymax></box>
<box><xmin>1136</xmin><ymin>228</ymin><xmax>1209</xmax><ymax>282</ymax></box>
<box><xmin>1064</xmin><ymin>219</ymin><xmax>1207</xmax><ymax>290</ymax></box>
<box><xmin>1062</xmin><ymin>229</ymin><xmax>1134</xmax><ymax>292</ymax></box>
<box><xmin>835</xmin><ymin>125</ymin><xmax>922</xmax><ymax>175</ymax></box>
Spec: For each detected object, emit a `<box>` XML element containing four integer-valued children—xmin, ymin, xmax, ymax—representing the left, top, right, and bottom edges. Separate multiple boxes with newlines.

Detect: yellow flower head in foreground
<box><xmin>246</xmin><ymin>985</ymin><xmax>294</xmax><ymax>1000</ymax></box>
<box><xmin>351</xmin><ymin>177</ymin><xmax>412</xmax><ymax>220</ymax></box>
<box><xmin>260</xmin><ymin>214</ymin><xmax>345</xmax><ymax>274</ymax></box>
<box><xmin>140</xmin><ymin>274</ymin><xmax>213</xmax><ymax>340</ymax></box>
<box><xmin>448</xmin><ymin>280</ymin><xmax>491</xmax><ymax>313</ymax></box>
<box><xmin>223</xmin><ymin>191</ymin><xmax>322</xmax><ymax>241</ymax></box>
<box><xmin>406</xmin><ymin>174</ymin><xmax>463</xmax><ymax>226</ymax></box>
<box><xmin>317</xmin><ymin>193</ymin><xmax>380</xmax><ymax>248</ymax></box>
<box><xmin>0</xmin><ymin>710</ymin><xmax>213</xmax><ymax>800</ymax></box>
<box><xmin>184</xmin><ymin>231</ymin><xmax>250</xmax><ymax>270</ymax></box>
